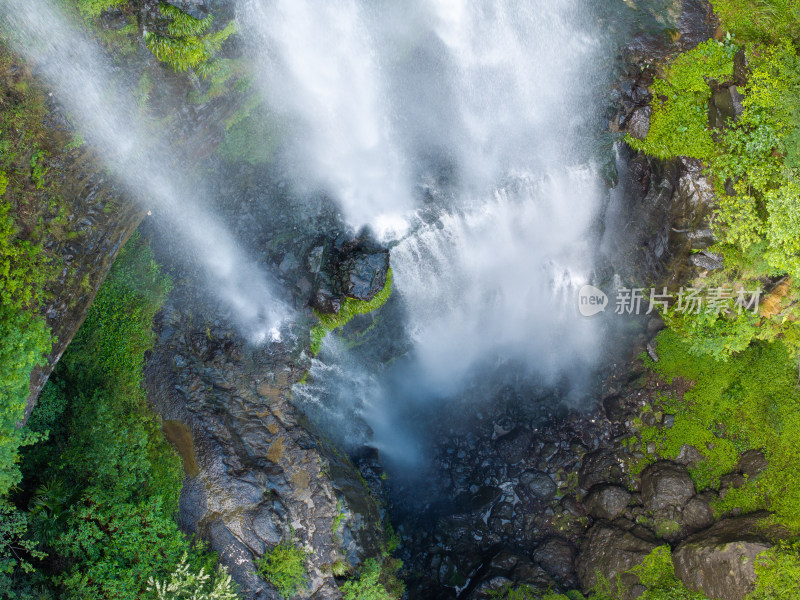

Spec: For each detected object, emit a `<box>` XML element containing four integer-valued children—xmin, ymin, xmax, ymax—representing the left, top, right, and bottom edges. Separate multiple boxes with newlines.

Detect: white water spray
<box><xmin>242</xmin><ymin>0</ymin><xmax>619</xmax><ymax>457</ymax></box>
<box><xmin>1</xmin><ymin>0</ymin><xmax>286</xmax><ymax>341</ymax></box>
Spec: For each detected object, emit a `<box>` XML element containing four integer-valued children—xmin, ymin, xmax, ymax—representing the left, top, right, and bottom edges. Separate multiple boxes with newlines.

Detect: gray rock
<box><xmin>641</xmin><ymin>461</ymin><xmax>695</xmax><ymax>512</ymax></box>
<box><xmin>533</xmin><ymin>537</ymin><xmax>577</xmax><ymax>587</ymax></box>
<box><xmin>682</xmin><ymin>496</ymin><xmax>715</xmax><ymax>532</ymax></box>
<box><xmin>583</xmin><ymin>484</ymin><xmax>632</xmax><ymax>520</ymax></box>
<box><xmin>737</xmin><ymin>449</ymin><xmax>768</xmax><ymax>480</ymax></box>
<box><xmin>673</xmin><ymin>512</ymin><xmax>774</xmax><ymax>600</ymax></box>
<box><xmin>341</xmin><ymin>249</ymin><xmax>390</xmax><ymax>301</ymax></box>
<box><xmin>690</xmin><ymin>250</ymin><xmax>723</xmax><ymax>271</ymax></box>
<box><xmin>627</xmin><ymin>105</ymin><xmax>651</xmax><ymax>140</ymax></box>
<box><xmin>496</xmin><ymin>428</ymin><xmax>533</xmax><ymax>464</ymax></box>
<box><xmin>577</xmin><ymin>523</ymin><xmax>659</xmax><ymax>599</ymax></box>
<box><xmin>520</xmin><ymin>470</ymin><xmax>557</xmax><ymax>503</ymax></box>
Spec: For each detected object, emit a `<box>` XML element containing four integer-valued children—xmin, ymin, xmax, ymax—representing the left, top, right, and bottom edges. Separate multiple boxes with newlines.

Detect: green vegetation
<box><xmin>623</xmin><ymin>4</ymin><xmax>800</xmax><ymax>598</ymax></box>
<box><xmin>708</xmin><ymin>0</ymin><xmax>800</xmax><ymax>45</ymax></box>
<box><xmin>340</xmin><ymin>558</ymin><xmax>404</xmax><ymax>600</ymax></box>
<box><xmin>74</xmin><ymin>0</ymin><xmax>128</xmax><ymax>19</ymax></box>
<box><xmin>256</xmin><ymin>539</ymin><xmax>310</xmax><ymax>599</ymax></box>
<box><xmin>311</xmin><ymin>270</ymin><xmax>393</xmax><ymax>355</ymax></box>
<box><xmin>0</xmin><ymin>46</ymin><xmax>57</xmax><ymax>503</ymax></box>
<box><xmin>145</xmin><ymin>2</ymin><xmax>236</xmax><ymax>77</ymax></box>
<box><xmin>145</xmin><ymin>553</ymin><xmax>239</xmax><ymax>600</ymax></box>
<box><xmin>634</xmin><ymin>331</ymin><xmax>800</xmax><ymax>529</ymax></box>
<box><xmin>1</xmin><ymin>234</ymin><xmax>236</xmax><ymax>599</ymax></box>
<box><xmin>627</xmin><ymin>39</ymin><xmax>736</xmax><ymax>160</ymax></box>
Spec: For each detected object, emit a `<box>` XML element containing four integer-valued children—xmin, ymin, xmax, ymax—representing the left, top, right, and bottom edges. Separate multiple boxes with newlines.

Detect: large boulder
<box><xmin>519</xmin><ymin>470</ymin><xmax>557</xmax><ymax>503</ymax></box>
<box><xmin>340</xmin><ymin>249</ymin><xmax>390</xmax><ymax>301</ymax></box>
<box><xmin>577</xmin><ymin>523</ymin><xmax>658</xmax><ymax>599</ymax></box>
<box><xmin>579</xmin><ymin>449</ymin><xmax>624</xmax><ymax>490</ymax></box>
<box><xmin>672</xmin><ymin>512</ymin><xmax>774</xmax><ymax>600</ymax></box>
<box><xmin>583</xmin><ymin>484</ymin><xmax>631</xmax><ymax>520</ymax></box>
<box><xmin>640</xmin><ymin>461</ymin><xmax>695</xmax><ymax>512</ymax></box>
<box><xmin>533</xmin><ymin>537</ymin><xmax>577</xmax><ymax>588</ymax></box>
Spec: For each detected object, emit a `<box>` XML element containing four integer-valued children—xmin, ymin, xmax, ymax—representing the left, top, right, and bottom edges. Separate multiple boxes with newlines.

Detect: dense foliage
<box><xmin>255</xmin><ymin>539</ymin><xmax>309</xmax><ymax>599</ymax></box>
<box><xmin>627</xmin><ymin>39</ymin><xmax>736</xmax><ymax>160</ymax></box>
<box><xmin>1</xmin><ymin>234</ymin><xmax>236</xmax><ymax>599</ymax></box>
<box><xmin>619</xmin><ymin>3</ymin><xmax>800</xmax><ymax>599</ymax></box>
<box><xmin>145</xmin><ymin>2</ymin><xmax>236</xmax><ymax>77</ymax></box>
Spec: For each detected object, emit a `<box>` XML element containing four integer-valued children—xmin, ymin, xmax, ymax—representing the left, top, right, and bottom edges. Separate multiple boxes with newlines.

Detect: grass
<box><xmin>310</xmin><ymin>269</ymin><xmax>392</xmax><ymax>355</ymax></box>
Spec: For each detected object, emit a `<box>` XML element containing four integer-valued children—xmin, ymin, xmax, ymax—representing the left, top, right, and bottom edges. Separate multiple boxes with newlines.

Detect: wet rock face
<box><xmin>672</xmin><ymin>513</ymin><xmax>775</xmax><ymax>600</ymax></box>
<box><xmin>583</xmin><ymin>484</ymin><xmax>631</xmax><ymax>520</ymax></box>
<box><xmin>577</xmin><ymin>523</ymin><xmax>658</xmax><ymax>599</ymax></box>
<box><xmin>640</xmin><ymin>461</ymin><xmax>695</xmax><ymax>512</ymax></box>
<box><xmin>146</xmin><ymin>297</ymin><xmax>384</xmax><ymax>600</ymax></box>
<box><xmin>311</xmin><ymin>235</ymin><xmax>390</xmax><ymax>312</ymax></box>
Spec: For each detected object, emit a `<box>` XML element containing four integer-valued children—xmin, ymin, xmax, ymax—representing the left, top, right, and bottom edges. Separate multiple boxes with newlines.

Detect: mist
<box><xmin>1</xmin><ymin>0</ymin><xmax>287</xmax><ymax>341</ymax></box>
<box><xmin>243</xmin><ymin>0</ymin><xmax>623</xmax><ymax>464</ymax></box>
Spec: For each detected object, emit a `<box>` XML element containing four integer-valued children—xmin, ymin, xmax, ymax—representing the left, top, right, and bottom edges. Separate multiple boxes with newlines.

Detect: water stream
<box><xmin>237</xmin><ymin>0</ymin><xmax>659</xmax><ymax>466</ymax></box>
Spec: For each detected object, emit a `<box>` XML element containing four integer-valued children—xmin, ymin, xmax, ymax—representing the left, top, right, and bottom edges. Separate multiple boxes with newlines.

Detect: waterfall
<box><xmin>238</xmin><ymin>0</ymin><xmax>621</xmax><ymax>458</ymax></box>
<box><xmin>0</xmin><ymin>0</ymin><xmax>287</xmax><ymax>341</ymax></box>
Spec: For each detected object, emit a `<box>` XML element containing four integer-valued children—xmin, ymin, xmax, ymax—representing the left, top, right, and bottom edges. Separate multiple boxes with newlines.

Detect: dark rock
<box><xmin>737</xmin><ymin>449</ymin><xmax>768</xmax><ymax>480</ymax></box>
<box><xmin>627</xmin><ymin>105</ymin><xmax>651</xmax><ymax>140</ymax></box>
<box><xmin>682</xmin><ymin>496</ymin><xmax>715</xmax><ymax>532</ymax></box>
<box><xmin>690</xmin><ymin>250</ymin><xmax>723</xmax><ymax>270</ymax></box>
<box><xmin>602</xmin><ymin>394</ymin><xmax>627</xmax><ymax>421</ymax></box>
<box><xmin>709</xmin><ymin>86</ymin><xmax>744</xmax><ymax>129</ymax></box>
<box><xmin>673</xmin><ymin>512</ymin><xmax>775</xmax><ymax>600</ymax></box>
<box><xmin>496</xmin><ymin>428</ymin><xmax>533</xmax><ymax>464</ymax></box>
<box><xmin>579</xmin><ymin>449</ymin><xmax>623</xmax><ymax>490</ymax></box>
<box><xmin>341</xmin><ymin>249</ymin><xmax>390</xmax><ymax>301</ymax></box>
<box><xmin>583</xmin><ymin>484</ymin><xmax>632</xmax><ymax>520</ymax></box>
<box><xmin>533</xmin><ymin>537</ymin><xmax>577</xmax><ymax>587</ymax></box>
<box><xmin>577</xmin><ymin>523</ymin><xmax>659</xmax><ymax>599</ymax></box>
<box><xmin>641</xmin><ymin>461</ymin><xmax>695</xmax><ymax>511</ymax></box>
<box><xmin>519</xmin><ymin>470</ymin><xmax>557</xmax><ymax>503</ymax></box>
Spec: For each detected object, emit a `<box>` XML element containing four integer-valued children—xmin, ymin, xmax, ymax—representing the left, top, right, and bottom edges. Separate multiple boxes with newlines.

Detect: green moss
<box><xmin>626</xmin><ymin>39</ymin><xmax>736</xmax><ymax>159</ymax></box>
<box><xmin>638</xmin><ymin>330</ymin><xmax>800</xmax><ymax>530</ymax></box>
<box><xmin>75</xmin><ymin>0</ymin><xmax>128</xmax><ymax>18</ymax></box>
<box><xmin>710</xmin><ymin>0</ymin><xmax>800</xmax><ymax>44</ymax></box>
<box><xmin>256</xmin><ymin>540</ymin><xmax>310</xmax><ymax>599</ymax></box>
<box><xmin>311</xmin><ymin>269</ymin><xmax>393</xmax><ymax>355</ymax></box>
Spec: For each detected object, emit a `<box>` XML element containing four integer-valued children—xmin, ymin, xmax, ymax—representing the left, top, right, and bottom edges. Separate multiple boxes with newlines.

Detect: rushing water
<box><xmin>0</xmin><ymin>0</ymin><xmax>287</xmax><ymax>341</ymax></box>
<box><xmin>5</xmin><ymin>0</ymin><xmax>670</xmax><ymax>477</ymax></box>
<box><xmin>237</xmin><ymin>0</ymin><xmax>652</xmax><ymax>464</ymax></box>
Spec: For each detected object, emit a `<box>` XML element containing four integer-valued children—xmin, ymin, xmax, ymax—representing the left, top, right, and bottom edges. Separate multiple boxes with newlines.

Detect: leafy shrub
<box><xmin>14</xmin><ymin>234</ymin><xmax>224</xmax><ymax>598</ymax></box>
<box><xmin>145</xmin><ymin>553</ymin><xmax>239</xmax><ymax>600</ymax></box>
<box><xmin>145</xmin><ymin>3</ymin><xmax>236</xmax><ymax>76</ymax></box>
<box><xmin>340</xmin><ymin>558</ymin><xmax>404</xmax><ymax>600</ymax></box>
<box><xmin>256</xmin><ymin>540</ymin><xmax>309</xmax><ymax>598</ymax></box>
<box><xmin>311</xmin><ymin>269</ymin><xmax>393</xmax><ymax>355</ymax></box>
<box><xmin>626</xmin><ymin>40</ymin><xmax>736</xmax><ymax>159</ymax></box>
<box><xmin>750</xmin><ymin>541</ymin><xmax>800</xmax><ymax>599</ymax></box>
